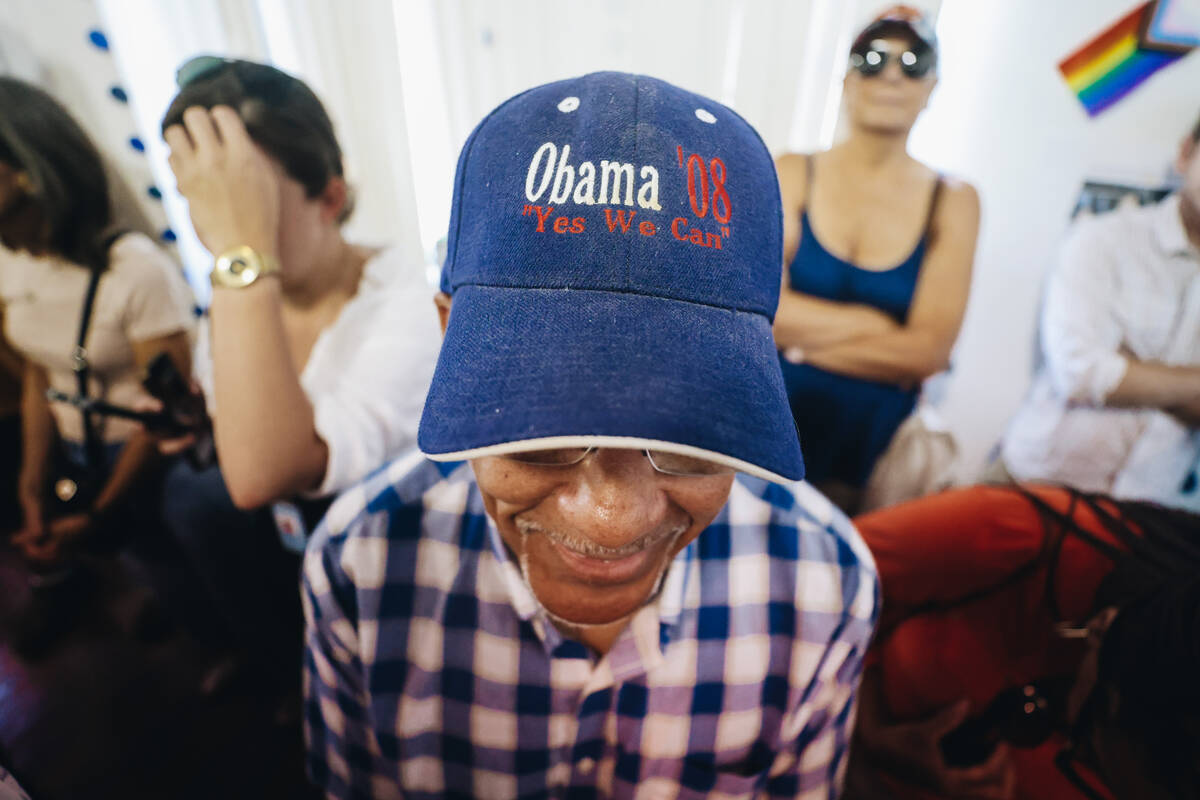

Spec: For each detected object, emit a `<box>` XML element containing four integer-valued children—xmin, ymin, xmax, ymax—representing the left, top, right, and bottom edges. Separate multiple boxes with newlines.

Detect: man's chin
<box><xmin>525</xmin><ymin>551</ymin><xmax>667</xmax><ymax>626</ymax></box>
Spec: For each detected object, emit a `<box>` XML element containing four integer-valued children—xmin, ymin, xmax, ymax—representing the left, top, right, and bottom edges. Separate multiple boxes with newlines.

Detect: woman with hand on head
<box><xmin>0</xmin><ymin>77</ymin><xmax>193</xmax><ymax>568</ymax></box>
<box><xmin>157</xmin><ymin>58</ymin><xmax>440</xmax><ymax>691</ymax></box>
<box><xmin>773</xmin><ymin>6</ymin><xmax>980</xmax><ymax>515</ymax></box>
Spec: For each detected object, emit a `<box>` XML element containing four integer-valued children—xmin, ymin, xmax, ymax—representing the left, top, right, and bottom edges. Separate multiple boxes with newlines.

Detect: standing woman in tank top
<box><xmin>774</xmin><ymin>6</ymin><xmax>980</xmax><ymax>514</ymax></box>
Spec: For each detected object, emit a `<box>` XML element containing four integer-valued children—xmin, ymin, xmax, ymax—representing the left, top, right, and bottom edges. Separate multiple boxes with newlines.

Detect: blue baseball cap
<box><xmin>418</xmin><ymin>71</ymin><xmax>803</xmax><ymax>484</ymax></box>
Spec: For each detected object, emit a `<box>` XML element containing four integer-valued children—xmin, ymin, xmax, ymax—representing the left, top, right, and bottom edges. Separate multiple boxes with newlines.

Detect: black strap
<box><xmin>73</xmin><ymin>267</ymin><xmax>104</xmax><ymax>471</ymax></box>
<box><xmin>923</xmin><ymin>176</ymin><xmax>945</xmax><ymax>237</ymax></box>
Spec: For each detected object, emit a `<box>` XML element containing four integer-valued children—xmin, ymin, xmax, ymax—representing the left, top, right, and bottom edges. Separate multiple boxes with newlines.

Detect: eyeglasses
<box><xmin>503</xmin><ymin>446</ymin><xmax>735</xmax><ymax>477</ymax></box>
<box><xmin>849</xmin><ymin>43</ymin><xmax>935</xmax><ymax>79</ymax></box>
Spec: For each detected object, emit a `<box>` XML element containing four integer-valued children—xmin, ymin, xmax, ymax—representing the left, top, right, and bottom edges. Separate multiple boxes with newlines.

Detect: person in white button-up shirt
<box><xmin>1001</xmin><ymin>117</ymin><xmax>1200</xmax><ymax>510</ymax></box>
<box><xmin>149</xmin><ymin>59</ymin><xmax>441</xmax><ymax>699</ymax></box>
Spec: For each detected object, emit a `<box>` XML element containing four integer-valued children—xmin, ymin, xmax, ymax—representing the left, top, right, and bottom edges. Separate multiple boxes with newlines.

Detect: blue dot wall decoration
<box><xmin>147</xmin><ymin>186</ymin><xmax>163</xmax><ymax>200</ymax></box>
<box><xmin>110</xmin><ymin>86</ymin><xmax>128</xmax><ymax>103</ymax></box>
<box><xmin>88</xmin><ymin>30</ymin><xmax>110</xmax><ymax>51</ymax></box>
<box><xmin>161</xmin><ymin>228</ymin><xmax>178</xmax><ymax>243</ymax></box>
<box><xmin>129</xmin><ymin>136</ymin><xmax>145</xmax><ymax>153</ymax></box>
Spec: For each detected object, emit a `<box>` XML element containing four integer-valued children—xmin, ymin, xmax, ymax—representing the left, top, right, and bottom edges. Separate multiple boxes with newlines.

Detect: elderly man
<box><xmin>303</xmin><ymin>72</ymin><xmax>878</xmax><ymax>799</ymax></box>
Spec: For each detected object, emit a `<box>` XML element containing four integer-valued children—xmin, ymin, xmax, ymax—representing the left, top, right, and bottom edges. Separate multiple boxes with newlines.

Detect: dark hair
<box><xmin>160</xmin><ymin>59</ymin><xmax>353</xmax><ymax>223</ymax></box>
<box><xmin>1023</xmin><ymin>490</ymin><xmax>1200</xmax><ymax>791</ymax></box>
<box><xmin>1096</xmin><ymin>577</ymin><xmax>1200</xmax><ymax>793</ymax></box>
<box><xmin>1192</xmin><ymin>113</ymin><xmax>1200</xmax><ymax>144</ymax></box>
<box><xmin>0</xmin><ymin>77</ymin><xmax>115</xmax><ymax>271</ymax></box>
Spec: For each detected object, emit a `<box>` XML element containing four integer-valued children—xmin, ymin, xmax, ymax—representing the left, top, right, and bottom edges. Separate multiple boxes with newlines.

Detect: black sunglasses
<box><xmin>849</xmin><ymin>43</ymin><xmax>935</xmax><ymax>79</ymax></box>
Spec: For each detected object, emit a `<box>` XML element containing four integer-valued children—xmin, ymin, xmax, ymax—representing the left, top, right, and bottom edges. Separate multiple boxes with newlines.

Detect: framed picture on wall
<box><xmin>1071</xmin><ymin>180</ymin><xmax>1174</xmax><ymax>218</ymax></box>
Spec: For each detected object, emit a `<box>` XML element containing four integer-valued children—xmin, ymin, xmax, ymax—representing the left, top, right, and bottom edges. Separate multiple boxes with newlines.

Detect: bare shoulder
<box><xmin>936</xmin><ymin>176</ymin><xmax>981</xmax><ymax>218</ymax></box>
<box><xmin>775</xmin><ymin>151</ymin><xmax>810</xmax><ymax>175</ymax></box>
<box><xmin>774</xmin><ymin>152</ymin><xmax>811</xmax><ymax>208</ymax></box>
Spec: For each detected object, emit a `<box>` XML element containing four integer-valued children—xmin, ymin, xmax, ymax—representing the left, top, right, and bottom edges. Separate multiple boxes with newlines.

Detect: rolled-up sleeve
<box><xmin>1041</xmin><ymin>221</ymin><xmax>1129</xmax><ymax>405</ymax></box>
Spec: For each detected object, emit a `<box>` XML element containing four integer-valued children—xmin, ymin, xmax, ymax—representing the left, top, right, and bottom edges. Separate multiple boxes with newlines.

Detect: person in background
<box><xmin>0</xmin><ymin>77</ymin><xmax>194</xmax><ymax>650</ymax></box>
<box><xmin>0</xmin><ymin>325</ymin><xmax>22</xmax><ymax>534</ymax></box>
<box><xmin>773</xmin><ymin>6</ymin><xmax>980</xmax><ymax>514</ymax></box>
<box><xmin>846</xmin><ymin>485</ymin><xmax>1200</xmax><ymax>800</ymax></box>
<box><xmin>0</xmin><ymin>77</ymin><xmax>193</xmax><ymax>564</ymax></box>
<box><xmin>302</xmin><ymin>71</ymin><xmax>878</xmax><ymax>799</ymax></box>
<box><xmin>157</xmin><ymin>57</ymin><xmax>440</xmax><ymax>694</ymax></box>
<box><xmin>998</xmin><ymin>114</ymin><xmax>1200</xmax><ymax>512</ymax></box>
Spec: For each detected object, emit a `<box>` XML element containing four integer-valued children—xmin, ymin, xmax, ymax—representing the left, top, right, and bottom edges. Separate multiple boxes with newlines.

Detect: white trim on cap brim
<box><xmin>421</xmin><ymin>435</ymin><xmax>794</xmax><ymax>486</ymax></box>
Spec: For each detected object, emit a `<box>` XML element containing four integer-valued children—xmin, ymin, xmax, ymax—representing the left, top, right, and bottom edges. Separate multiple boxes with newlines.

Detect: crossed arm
<box><xmin>772</xmin><ymin>154</ymin><xmax>980</xmax><ymax>388</ymax></box>
<box><xmin>1040</xmin><ymin>221</ymin><xmax>1200</xmax><ymax>426</ymax></box>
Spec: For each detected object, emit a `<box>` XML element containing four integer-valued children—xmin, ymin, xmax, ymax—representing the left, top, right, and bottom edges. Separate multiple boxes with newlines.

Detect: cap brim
<box><xmin>418</xmin><ymin>285</ymin><xmax>804</xmax><ymax>484</ymax></box>
<box><xmin>853</xmin><ymin>19</ymin><xmax>937</xmax><ymax>55</ymax></box>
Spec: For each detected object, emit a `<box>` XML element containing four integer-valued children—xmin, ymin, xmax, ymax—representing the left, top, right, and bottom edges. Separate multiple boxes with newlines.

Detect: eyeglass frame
<box><xmin>500</xmin><ymin>445</ymin><xmax>736</xmax><ymax>478</ymax></box>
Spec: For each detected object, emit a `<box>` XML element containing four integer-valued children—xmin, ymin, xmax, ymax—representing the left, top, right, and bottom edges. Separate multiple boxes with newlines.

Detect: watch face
<box><xmin>213</xmin><ymin>246</ymin><xmax>276</xmax><ymax>288</ymax></box>
<box><xmin>227</xmin><ymin>256</ymin><xmax>256</xmax><ymax>284</ymax></box>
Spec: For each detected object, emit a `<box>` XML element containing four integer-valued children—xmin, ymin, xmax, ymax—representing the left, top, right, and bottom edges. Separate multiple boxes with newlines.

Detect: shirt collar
<box><xmin>1154</xmin><ymin>194</ymin><xmax>1196</xmax><ymax>258</ymax></box>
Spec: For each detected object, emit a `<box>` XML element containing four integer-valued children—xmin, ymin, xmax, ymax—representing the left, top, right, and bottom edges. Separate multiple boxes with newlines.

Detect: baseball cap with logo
<box><xmin>418</xmin><ymin>71</ymin><xmax>804</xmax><ymax>484</ymax></box>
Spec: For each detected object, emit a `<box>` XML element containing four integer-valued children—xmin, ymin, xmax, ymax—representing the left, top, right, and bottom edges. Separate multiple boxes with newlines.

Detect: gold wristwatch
<box><xmin>210</xmin><ymin>245</ymin><xmax>280</xmax><ymax>289</ymax></box>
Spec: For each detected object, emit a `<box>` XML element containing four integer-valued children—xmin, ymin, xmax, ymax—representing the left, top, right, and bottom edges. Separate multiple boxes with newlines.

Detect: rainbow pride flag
<box><xmin>1059</xmin><ymin>1</ymin><xmax>1190</xmax><ymax>117</ymax></box>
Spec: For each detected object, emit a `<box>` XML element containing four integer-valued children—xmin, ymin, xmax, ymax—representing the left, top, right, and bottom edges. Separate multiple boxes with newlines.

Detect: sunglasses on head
<box><xmin>849</xmin><ymin>41</ymin><xmax>935</xmax><ymax>79</ymax></box>
<box><xmin>174</xmin><ymin>55</ymin><xmax>299</xmax><ymax>103</ymax></box>
<box><xmin>175</xmin><ymin>55</ymin><xmax>236</xmax><ymax>88</ymax></box>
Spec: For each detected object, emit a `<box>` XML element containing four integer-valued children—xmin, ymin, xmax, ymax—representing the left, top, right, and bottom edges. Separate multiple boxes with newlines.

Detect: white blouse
<box><xmin>194</xmin><ymin>246</ymin><xmax>442</xmax><ymax>496</ymax></box>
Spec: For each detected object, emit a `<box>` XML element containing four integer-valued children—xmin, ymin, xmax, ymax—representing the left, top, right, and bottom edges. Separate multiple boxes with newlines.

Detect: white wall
<box><xmin>908</xmin><ymin>0</ymin><xmax>1200</xmax><ymax>479</ymax></box>
<box><xmin>0</xmin><ymin>0</ymin><xmax>173</xmax><ymax>250</ymax></box>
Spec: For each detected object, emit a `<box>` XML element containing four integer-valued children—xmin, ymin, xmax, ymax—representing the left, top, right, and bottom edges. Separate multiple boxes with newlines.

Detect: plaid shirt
<box><xmin>303</xmin><ymin>453</ymin><xmax>878</xmax><ymax>799</ymax></box>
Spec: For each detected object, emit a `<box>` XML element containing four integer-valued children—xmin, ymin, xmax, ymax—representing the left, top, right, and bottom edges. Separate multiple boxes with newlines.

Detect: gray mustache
<box><xmin>515</xmin><ymin>518</ymin><xmax>687</xmax><ymax>560</ymax></box>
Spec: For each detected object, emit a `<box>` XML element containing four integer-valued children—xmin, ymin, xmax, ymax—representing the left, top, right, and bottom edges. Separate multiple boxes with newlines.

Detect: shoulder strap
<box><xmin>922</xmin><ymin>175</ymin><xmax>945</xmax><ymax>237</ymax></box>
<box><xmin>73</xmin><ymin>265</ymin><xmax>104</xmax><ymax>470</ymax></box>
<box><xmin>73</xmin><ymin>269</ymin><xmax>102</xmax><ymax>391</ymax></box>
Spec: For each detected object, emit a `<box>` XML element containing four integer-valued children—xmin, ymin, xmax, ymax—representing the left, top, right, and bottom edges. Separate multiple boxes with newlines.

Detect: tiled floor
<box><xmin>0</xmin><ymin>546</ymin><xmax>319</xmax><ymax>800</ymax></box>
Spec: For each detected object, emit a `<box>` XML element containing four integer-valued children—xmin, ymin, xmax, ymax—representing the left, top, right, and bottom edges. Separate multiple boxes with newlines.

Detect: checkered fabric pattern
<box><xmin>303</xmin><ymin>452</ymin><xmax>878</xmax><ymax>799</ymax></box>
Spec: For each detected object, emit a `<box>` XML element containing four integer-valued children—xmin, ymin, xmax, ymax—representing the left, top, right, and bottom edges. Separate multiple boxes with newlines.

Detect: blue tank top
<box><xmin>780</xmin><ymin>164</ymin><xmax>942</xmax><ymax>488</ymax></box>
<box><xmin>787</xmin><ymin>212</ymin><xmax>925</xmax><ymax>321</ymax></box>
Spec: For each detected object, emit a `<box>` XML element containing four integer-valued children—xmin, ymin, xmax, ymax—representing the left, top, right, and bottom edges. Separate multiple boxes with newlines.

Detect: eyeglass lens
<box><xmin>504</xmin><ymin>447</ymin><xmax>732</xmax><ymax>477</ymax></box>
<box><xmin>850</xmin><ymin>46</ymin><xmax>933</xmax><ymax>78</ymax></box>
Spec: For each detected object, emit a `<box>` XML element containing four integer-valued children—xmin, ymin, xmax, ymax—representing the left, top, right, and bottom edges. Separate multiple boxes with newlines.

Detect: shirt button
<box><xmin>577</xmin><ymin>757</ymin><xmax>596</xmax><ymax>775</ymax></box>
